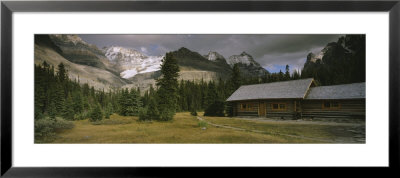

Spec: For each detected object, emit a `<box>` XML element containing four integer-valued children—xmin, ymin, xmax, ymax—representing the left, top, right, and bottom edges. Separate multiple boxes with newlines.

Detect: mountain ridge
<box><xmin>35</xmin><ymin>35</ymin><xmax>270</xmax><ymax>91</ymax></box>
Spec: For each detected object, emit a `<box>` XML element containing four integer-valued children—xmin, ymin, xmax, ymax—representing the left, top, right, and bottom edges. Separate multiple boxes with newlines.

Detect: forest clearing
<box><xmin>41</xmin><ymin>112</ymin><xmax>365</xmax><ymax>144</ymax></box>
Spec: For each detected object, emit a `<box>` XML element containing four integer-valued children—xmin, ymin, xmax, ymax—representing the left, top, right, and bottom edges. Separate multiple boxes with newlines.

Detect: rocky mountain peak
<box><xmin>240</xmin><ymin>51</ymin><xmax>250</xmax><ymax>56</ymax></box>
<box><xmin>227</xmin><ymin>52</ymin><xmax>259</xmax><ymax>67</ymax></box>
<box><xmin>205</xmin><ymin>51</ymin><xmax>225</xmax><ymax>61</ymax></box>
<box><xmin>178</xmin><ymin>47</ymin><xmax>191</xmax><ymax>53</ymax></box>
<box><xmin>103</xmin><ymin>46</ymin><xmax>147</xmax><ymax>63</ymax></box>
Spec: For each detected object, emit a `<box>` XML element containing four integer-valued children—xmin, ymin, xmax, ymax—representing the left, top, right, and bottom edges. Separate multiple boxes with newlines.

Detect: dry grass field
<box><xmin>48</xmin><ymin>112</ymin><xmax>364</xmax><ymax>144</ymax></box>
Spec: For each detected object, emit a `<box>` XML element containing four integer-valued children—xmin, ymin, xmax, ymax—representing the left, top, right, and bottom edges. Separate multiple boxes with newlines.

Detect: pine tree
<box><xmin>104</xmin><ymin>103</ymin><xmax>113</xmax><ymax>119</ymax></box>
<box><xmin>147</xmin><ymin>96</ymin><xmax>160</xmax><ymax>120</ymax></box>
<box><xmin>292</xmin><ymin>70</ymin><xmax>300</xmax><ymax>80</ymax></box>
<box><xmin>57</xmin><ymin>62</ymin><xmax>68</xmax><ymax>82</ymax></box>
<box><xmin>285</xmin><ymin>64</ymin><xmax>291</xmax><ymax>80</ymax></box>
<box><xmin>205</xmin><ymin>81</ymin><xmax>217</xmax><ymax>108</ymax></box>
<box><xmin>230</xmin><ymin>63</ymin><xmax>241</xmax><ymax>94</ymax></box>
<box><xmin>278</xmin><ymin>70</ymin><xmax>284</xmax><ymax>81</ymax></box>
<box><xmin>131</xmin><ymin>88</ymin><xmax>142</xmax><ymax>116</ymax></box>
<box><xmin>156</xmin><ymin>52</ymin><xmax>180</xmax><ymax>121</ymax></box>
<box><xmin>62</xmin><ymin>95</ymin><xmax>75</xmax><ymax>120</ymax></box>
<box><xmin>89</xmin><ymin>103</ymin><xmax>103</xmax><ymax>122</ymax></box>
<box><xmin>72</xmin><ymin>91</ymin><xmax>84</xmax><ymax>114</ymax></box>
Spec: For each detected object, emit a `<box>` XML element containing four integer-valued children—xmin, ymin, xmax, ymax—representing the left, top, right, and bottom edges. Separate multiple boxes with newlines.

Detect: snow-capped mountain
<box><xmin>205</xmin><ymin>51</ymin><xmax>225</xmax><ymax>61</ymax></box>
<box><xmin>104</xmin><ymin>46</ymin><xmax>147</xmax><ymax>63</ymax></box>
<box><xmin>103</xmin><ymin>46</ymin><xmax>163</xmax><ymax>79</ymax></box>
<box><xmin>227</xmin><ymin>52</ymin><xmax>261</xmax><ymax>67</ymax></box>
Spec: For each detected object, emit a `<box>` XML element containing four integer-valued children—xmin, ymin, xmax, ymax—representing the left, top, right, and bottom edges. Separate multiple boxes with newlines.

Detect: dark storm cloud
<box><xmin>79</xmin><ymin>34</ymin><xmax>342</xmax><ymax>72</ymax></box>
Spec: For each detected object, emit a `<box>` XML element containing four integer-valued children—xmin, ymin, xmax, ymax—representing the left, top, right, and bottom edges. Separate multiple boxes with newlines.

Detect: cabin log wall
<box><xmin>264</xmin><ymin>99</ymin><xmax>296</xmax><ymax>119</ymax></box>
<box><xmin>235</xmin><ymin>100</ymin><xmax>259</xmax><ymax>116</ymax></box>
<box><xmin>302</xmin><ymin>99</ymin><xmax>365</xmax><ymax>118</ymax></box>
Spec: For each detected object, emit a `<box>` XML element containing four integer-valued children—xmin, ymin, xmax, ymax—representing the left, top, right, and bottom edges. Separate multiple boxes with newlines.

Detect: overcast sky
<box><xmin>79</xmin><ymin>34</ymin><xmax>342</xmax><ymax>73</ymax></box>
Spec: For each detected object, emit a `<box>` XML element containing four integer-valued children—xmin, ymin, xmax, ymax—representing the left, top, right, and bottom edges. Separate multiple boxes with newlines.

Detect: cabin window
<box><xmin>271</xmin><ymin>103</ymin><xmax>286</xmax><ymax>111</ymax></box>
<box><xmin>241</xmin><ymin>104</ymin><xmax>247</xmax><ymax>109</ymax></box>
<box><xmin>240</xmin><ymin>102</ymin><xmax>258</xmax><ymax>111</ymax></box>
<box><xmin>322</xmin><ymin>101</ymin><xmax>340</xmax><ymax>109</ymax></box>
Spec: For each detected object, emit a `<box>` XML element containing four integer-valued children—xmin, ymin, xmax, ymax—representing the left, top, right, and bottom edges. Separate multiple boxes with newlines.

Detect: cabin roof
<box><xmin>305</xmin><ymin>82</ymin><xmax>365</xmax><ymax>100</ymax></box>
<box><xmin>226</xmin><ymin>78</ymin><xmax>314</xmax><ymax>101</ymax></box>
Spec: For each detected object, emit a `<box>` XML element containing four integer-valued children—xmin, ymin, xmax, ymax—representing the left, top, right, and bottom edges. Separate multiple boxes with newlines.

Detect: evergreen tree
<box><xmin>278</xmin><ymin>70</ymin><xmax>284</xmax><ymax>81</ymax></box>
<box><xmin>57</xmin><ymin>62</ymin><xmax>68</xmax><ymax>82</ymax></box>
<box><xmin>89</xmin><ymin>103</ymin><xmax>103</xmax><ymax>122</ymax></box>
<box><xmin>204</xmin><ymin>81</ymin><xmax>218</xmax><ymax>108</ymax></box>
<box><xmin>285</xmin><ymin>64</ymin><xmax>290</xmax><ymax>80</ymax></box>
<box><xmin>104</xmin><ymin>103</ymin><xmax>113</xmax><ymax>119</ymax></box>
<box><xmin>147</xmin><ymin>96</ymin><xmax>160</xmax><ymax>120</ymax></box>
<box><xmin>230</xmin><ymin>63</ymin><xmax>241</xmax><ymax>94</ymax></box>
<box><xmin>292</xmin><ymin>70</ymin><xmax>300</xmax><ymax>80</ymax></box>
<box><xmin>204</xmin><ymin>100</ymin><xmax>225</xmax><ymax>117</ymax></box>
<box><xmin>62</xmin><ymin>95</ymin><xmax>75</xmax><ymax>120</ymax></box>
<box><xmin>156</xmin><ymin>52</ymin><xmax>180</xmax><ymax>121</ymax></box>
<box><xmin>72</xmin><ymin>91</ymin><xmax>84</xmax><ymax>114</ymax></box>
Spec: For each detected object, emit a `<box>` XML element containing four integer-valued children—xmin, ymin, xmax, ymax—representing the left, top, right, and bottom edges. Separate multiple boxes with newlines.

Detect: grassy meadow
<box><xmin>40</xmin><ymin>112</ymin><xmax>364</xmax><ymax>144</ymax></box>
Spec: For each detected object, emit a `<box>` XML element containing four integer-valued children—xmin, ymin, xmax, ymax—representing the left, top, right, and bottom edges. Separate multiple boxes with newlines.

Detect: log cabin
<box><xmin>226</xmin><ymin>78</ymin><xmax>365</xmax><ymax>119</ymax></box>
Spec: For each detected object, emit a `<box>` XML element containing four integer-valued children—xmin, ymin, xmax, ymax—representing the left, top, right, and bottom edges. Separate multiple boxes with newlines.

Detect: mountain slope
<box><xmin>170</xmin><ymin>47</ymin><xmax>232</xmax><ymax>80</ymax></box>
<box><xmin>34</xmin><ymin>44</ymin><xmax>128</xmax><ymax>90</ymax></box>
<box><xmin>49</xmin><ymin>35</ymin><xmax>112</xmax><ymax>71</ymax></box>
<box><xmin>35</xmin><ymin>35</ymin><xmax>129</xmax><ymax>90</ymax></box>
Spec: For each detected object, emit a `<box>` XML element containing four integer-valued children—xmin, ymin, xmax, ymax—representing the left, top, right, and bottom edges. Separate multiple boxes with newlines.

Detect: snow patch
<box><xmin>120</xmin><ymin>69</ymin><xmax>138</xmax><ymax>79</ymax></box>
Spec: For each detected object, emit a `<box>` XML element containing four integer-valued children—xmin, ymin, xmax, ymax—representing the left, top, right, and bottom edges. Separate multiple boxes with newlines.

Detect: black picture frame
<box><xmin>1</xmin><ymin>0</ymin><xmax>399</xmax><ymax>177</ymax></box>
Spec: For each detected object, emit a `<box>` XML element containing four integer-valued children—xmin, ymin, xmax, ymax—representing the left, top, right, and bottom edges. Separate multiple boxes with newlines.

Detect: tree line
<box><xmin>35</xmin><ymin>57</ymin><xmax>303</xmax><ymax>123</ymax></box>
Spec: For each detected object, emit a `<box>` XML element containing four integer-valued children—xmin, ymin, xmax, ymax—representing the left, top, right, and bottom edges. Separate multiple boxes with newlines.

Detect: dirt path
<box><xmin>196</xmin><ymin>116</ymin><xmax>339</xmax><ymax>143</ymax></box>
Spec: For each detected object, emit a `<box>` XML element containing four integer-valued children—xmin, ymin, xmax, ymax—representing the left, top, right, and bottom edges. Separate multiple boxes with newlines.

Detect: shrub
<box><xmin>198</xmin><ymin>121</ymin><xmax>208</xmax><ymax>128</ymax></box>
<box><xmin>34</xmin><ymin>117</ymin><xmax>74</xmax><ymax>143</ymax></box>
<box><xmin>138</xmin><ymin>108</ymin><xmax>150</xmax><ymax>121</ymax></box>
<box><xmin>74</xmin><ymin>111</ymin><xmax>89</xmax><ymax>120</ymax></box>
<box><xmin>190</xmin><ymin>110</ymin><xmax>197</xmax><ymax>116</ymax></box>
<box><xmin>159</xmin><ymin>108</ymin><xmax>174</xmax><ymax>121</ymax></box>
<box><xmin>204</xmin><ymin>100</ymin><xmax>225</xmax><ymax>117</ymax></box>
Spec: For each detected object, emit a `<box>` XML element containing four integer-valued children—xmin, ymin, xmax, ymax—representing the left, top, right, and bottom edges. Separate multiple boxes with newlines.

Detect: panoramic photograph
<box><xmin>34</xmin><ymin>34</ymin><xmax>365</xmax><ymax>143</ymax></box>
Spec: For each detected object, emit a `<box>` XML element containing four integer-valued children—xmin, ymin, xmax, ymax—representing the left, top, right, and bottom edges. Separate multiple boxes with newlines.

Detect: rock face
<box><xmin>204</xmin><ymin>51</ymin><xmax>225</xmax><ymax>62</ymax></box>
<box><xmin>227</xmin><ymin>52</ymin><xmax>268</xmax><ymax>77</ymax></box>
<box><xmin>227</xmin><ymin>52</ymin><xmax>259</xmax><ymax>67</ymax></box>
<box><xmin>49</xmin><ymin>35</ymin><xmax>110</xmax><ymax>70</ymax></box>
<box><xmin>34</xmin><ymin>35</ymin><xmax>128</xmax><ymax>91</ymax></box>
<box><xmin>170</xmin><ymin>47</ymin><xmax>232</xmax><ymax>80</ymax></box>
<box><xmin>306</xmin><ymin>45</ymin><xmax>332</xmax><ymax>63</ymax></box>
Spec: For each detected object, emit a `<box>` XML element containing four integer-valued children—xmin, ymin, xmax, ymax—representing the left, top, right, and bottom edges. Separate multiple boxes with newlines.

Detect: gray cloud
<box><xmin>79</xmin><ymin>34</ymin><xmax>342</xmax><ymax>72</ymax></box>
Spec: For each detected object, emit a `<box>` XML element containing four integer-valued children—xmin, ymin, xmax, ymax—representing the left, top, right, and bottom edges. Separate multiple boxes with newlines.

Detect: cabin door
<box><xmin>259</xmin><ymin>102</ymin><xmax>266</xmax><ymax>117</ymax></box>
